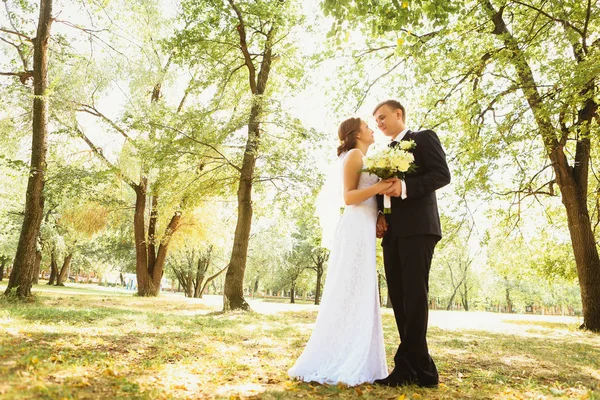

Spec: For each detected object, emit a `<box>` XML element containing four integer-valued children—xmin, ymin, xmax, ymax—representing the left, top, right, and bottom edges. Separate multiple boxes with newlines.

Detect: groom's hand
<box><xmin>382</xmin><ymin>178</ymin><xmax>402</xmax><ymax>197</ymax></box>
<box><xmin>376</xmin><ymin>214</ymin><xmax>387</xmax><ymax>238</ymax></box>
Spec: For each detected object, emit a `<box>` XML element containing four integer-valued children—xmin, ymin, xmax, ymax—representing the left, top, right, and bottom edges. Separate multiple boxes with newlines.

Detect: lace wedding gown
<box><xmin>288</xmin><ymin>169</ymin><xmax>388</xmax><ymax>386</ymax></box>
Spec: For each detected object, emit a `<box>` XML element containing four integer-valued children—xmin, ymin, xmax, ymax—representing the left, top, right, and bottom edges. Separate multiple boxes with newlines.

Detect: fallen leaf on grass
<box><xmin>172</xmin><ymin>384</ymin><xmax>188</xmax><ymax>390</ymax></box>
<box><xmin>72</xmin><ymin>379</ymin><xmax>91</xmax><ymax>388</ymax></box>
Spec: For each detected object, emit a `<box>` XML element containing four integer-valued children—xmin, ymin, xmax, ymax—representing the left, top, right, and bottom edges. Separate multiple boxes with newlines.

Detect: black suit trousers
<box><xmin>382</xmin><ymin>234</ymin><xmax>439</xmax><ymax>386</ymax></box>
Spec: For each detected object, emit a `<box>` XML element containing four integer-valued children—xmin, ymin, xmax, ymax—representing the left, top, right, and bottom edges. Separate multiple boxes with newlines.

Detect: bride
<box><xmin>288</xmin><ymin>117</ymin><xmax>393</xmax><ymax>386</ymax></box>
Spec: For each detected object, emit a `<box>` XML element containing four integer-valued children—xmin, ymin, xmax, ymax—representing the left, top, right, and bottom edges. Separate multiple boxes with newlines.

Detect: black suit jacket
<box><xmin>377</xmin><ymin>129</ymin><xmax>451</xmax><ymax>239</ymax></box>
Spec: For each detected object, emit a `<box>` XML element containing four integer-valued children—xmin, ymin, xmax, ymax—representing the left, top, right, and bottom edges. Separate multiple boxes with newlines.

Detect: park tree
<box><xmin>322</xmin><ymin>0</ymin><xmax>600</xmax><ymax>331</ymax></box>
<box><xmin>288</xmin><ymin>199</ymin><xmax>329</xmax><ymax>305</ymax></box>
<box><xmin>45</xmin><ymin>0</ymin><xmax>233</xmax><ymax>296</ymax></box>
<box><xmin>172</xmin><ymin>0</ymin><xmax>320</xmax><ymax>311</ymax></box>
<box><xmin>483</xmin><ymin>205</ymin><xmax>581</xmax><ymax>314</ymax></box>
<box><xmin>243</xmin><ymin>217</ymin><xmax>293</xmax><ymax>299</ymax></box>
<box><xmin>167</xmin><ymin>205</ymin><xmax>233</xmax><ymax>298</ymax></box>
<box><xmin>1</xmin><ymin>0</ymin><xmax>53</xmax><ymax>298</ymax></box>
<box><xmin>431</xmin><ymin>217</ymin><xmax>480</xmax><ymax>311</ymax></box>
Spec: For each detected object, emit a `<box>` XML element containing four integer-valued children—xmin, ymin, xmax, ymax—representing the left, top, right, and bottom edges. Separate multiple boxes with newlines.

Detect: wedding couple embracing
<box><xmin>288</xmin><ymin>100</ymin><xmax>451</xmax><ymax>388</ymax></box>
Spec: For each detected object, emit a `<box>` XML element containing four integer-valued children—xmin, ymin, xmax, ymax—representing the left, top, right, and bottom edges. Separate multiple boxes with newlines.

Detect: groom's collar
<box><xmin>391</xmin><ymin>128</ymin><xmax>410</xmax><ymax>143</ymax></box>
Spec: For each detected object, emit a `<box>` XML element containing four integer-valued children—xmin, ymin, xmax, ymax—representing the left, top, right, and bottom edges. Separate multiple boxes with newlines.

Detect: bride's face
<box><xmin>356</xmin><ymin>120</ymin><xmax>375</xmax><ymax>146</ymax></box>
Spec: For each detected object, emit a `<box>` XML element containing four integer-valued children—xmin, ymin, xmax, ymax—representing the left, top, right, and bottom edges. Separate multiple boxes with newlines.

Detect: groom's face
<box><xmin>374</xmin><ymin>105</ymin><xmax>405</xmax><ymax>139</ymax></box>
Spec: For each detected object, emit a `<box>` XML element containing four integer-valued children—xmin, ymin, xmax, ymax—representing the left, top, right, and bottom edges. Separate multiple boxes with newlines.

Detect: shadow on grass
<box><xmin>502</xmin><ymin>319</ymin><xmax>580</xmax><ymax>330</ymax></box>
<box><xmin>6</xmin><ymin>304</ymin><xmax>140</xmax><ymax>324</ymax></box>
<box><xmin>430</xmin><ymin>326</ymin><xmax>599</xmax><ymax>395</ymax></box>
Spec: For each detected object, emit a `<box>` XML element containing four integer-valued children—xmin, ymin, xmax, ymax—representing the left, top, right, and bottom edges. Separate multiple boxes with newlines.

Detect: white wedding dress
<box><xmin>288</xmin><ymin>165</ymin><xmax>388</xmax><ymax>386</ymax></box>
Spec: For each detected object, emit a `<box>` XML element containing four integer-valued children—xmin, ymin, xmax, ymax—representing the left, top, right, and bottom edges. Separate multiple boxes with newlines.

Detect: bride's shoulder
<box><xmin>343</xmin><ymin>149</ymin><xmax>364</xmax><ymax>170</ymax></box>
<box><xmin>345</xmin><ymin>148</ymin><xmax>364</xmax><ymax>160</ymax></box>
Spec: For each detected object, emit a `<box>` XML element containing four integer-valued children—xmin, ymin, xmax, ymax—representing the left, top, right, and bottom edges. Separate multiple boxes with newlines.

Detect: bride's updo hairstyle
<box><xmin>337</xmin><ymin>117</ymin><xmax>361</xmax><ymax>156</ymax></box>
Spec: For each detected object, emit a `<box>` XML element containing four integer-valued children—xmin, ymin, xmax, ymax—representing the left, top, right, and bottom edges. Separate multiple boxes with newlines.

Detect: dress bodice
<box><xmin>352</xmin><ymin>172</ymin><xmax>379</xmax><ymax>210</ymax></box>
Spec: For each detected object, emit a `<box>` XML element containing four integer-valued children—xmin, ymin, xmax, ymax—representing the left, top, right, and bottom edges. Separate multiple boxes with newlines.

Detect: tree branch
<box><xmin>0</xmin><ymin>27</ymin><xmax>32</xmax><ymax>41</ymax></box>
<box><xmin>0</xmin><ymin>70</ymin><xmax>33</xmax><ymax>84</ymax></box>
<box><xmin>582</xmin><ymin>0</ymin><xmax>591</xmax><ymax>53</ymax></box>
<box><xmin>354</xmin><ymin>56</ymin><xmax>405</xmax><ymax>112</ymax></box>
<box><xmin>0</xmin><ymin>36</ymin><xmax>29</xmax><ymax>70</ymax></box>
<box><xmin>153</xmin><ymin>211</ymin><xmax>182</xmax><ymax>281</ymax></box>
<box><xmin>55</xmin><ymin>114</ymin><xmax>137</xmax><ymax>189</ymax></box>
<box><xmin>228</xmin><ymin>0</ymin><xmax>257</xmax><ymax>93</ymax></box>
<box><xmin>200</xmin><ymin>264</ymin><xmax>229</xmax><ymax>296</ymax></box>
<box><xmin>76</xmin><ymin>103</ymin><xmax>132</xmax><ymax>141</ymax></box>
<box><xmin>511</xmin><ymin>0</ymin><xmax>585</xmax><ymax>38</ymax></box>
<box><xmin>152</xmin><ymin>123</ymin><xmax>242</xmax><ymax>172</ymax></box>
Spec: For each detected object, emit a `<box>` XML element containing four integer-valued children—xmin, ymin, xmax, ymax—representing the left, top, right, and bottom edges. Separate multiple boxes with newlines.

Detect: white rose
<box><xmin>397</xmin><ymin>159</ymin><xmax>410</xmax><ymax>172</ymax></box>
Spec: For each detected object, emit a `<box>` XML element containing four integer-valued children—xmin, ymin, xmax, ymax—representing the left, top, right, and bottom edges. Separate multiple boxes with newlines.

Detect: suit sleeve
<box><xmin>376</xmin><ymin>193</ymin><xmax>383</xmax><ymax>212</ymax></box>
<box><xmin>404</xmin><ymin>130</ymin><xmax>451</xmax><ymax>199</ymax></box>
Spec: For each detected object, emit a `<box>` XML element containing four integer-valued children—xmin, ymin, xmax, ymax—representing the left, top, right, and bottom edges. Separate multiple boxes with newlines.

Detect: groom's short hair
<box><xmin>373</xmin><ymin>100</ymin><xmax>406</xmax><ymax>122</ymax></box>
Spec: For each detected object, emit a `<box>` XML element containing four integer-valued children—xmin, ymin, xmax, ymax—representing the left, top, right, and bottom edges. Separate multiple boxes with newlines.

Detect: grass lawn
<box><xmin>0</xmin><ymin>283</ymin><xmax>598</xmax><ymax>399</ymax></box>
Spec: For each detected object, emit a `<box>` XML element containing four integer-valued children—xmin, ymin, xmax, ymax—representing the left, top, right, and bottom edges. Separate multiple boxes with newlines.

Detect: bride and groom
<box><xmin>288</xmin><ymin>99</ymin><xmax>451</xmax><ymax>388</ymax></box>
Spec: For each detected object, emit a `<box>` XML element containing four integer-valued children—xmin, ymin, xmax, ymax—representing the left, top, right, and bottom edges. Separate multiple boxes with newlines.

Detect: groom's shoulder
<box><xmin>411</xmin><ymin>129</ymin><xmax>441</xmax><ymax>144</ymax></box>
<box><xmin>411</xmin><ymin>128</ymin><xmax>437</xmax><ymax>137</ymax></box>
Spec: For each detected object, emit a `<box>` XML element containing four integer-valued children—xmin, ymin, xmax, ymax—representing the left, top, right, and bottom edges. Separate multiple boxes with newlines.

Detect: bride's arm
<box><xmin>343</xmin><ymin>149</ymin><xmax>392</xmax><ymax>206</ymax></box>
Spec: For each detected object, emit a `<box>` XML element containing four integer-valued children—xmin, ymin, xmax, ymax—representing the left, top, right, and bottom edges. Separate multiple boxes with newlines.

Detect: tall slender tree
<box><xmin>2</xmin><ymin>0</ymin><xmax>53</xmax><ymax>298</ymax></box>
<box><xmin>172</xmin><ymin>0</ymin><xmax>315</xmax><ymax>310</ymax></box>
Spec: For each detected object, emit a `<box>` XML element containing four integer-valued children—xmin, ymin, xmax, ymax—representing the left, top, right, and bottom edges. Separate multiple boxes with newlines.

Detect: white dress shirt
<box><xmin>391</xmin><ymin>128</ymin><xmax>409</xmax><ymax>200</ymax></box>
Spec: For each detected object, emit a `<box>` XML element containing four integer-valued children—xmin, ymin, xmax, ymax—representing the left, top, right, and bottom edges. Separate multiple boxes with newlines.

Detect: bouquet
<box><xmin>363</xmin><ymin>140</ymin><xmax>417</xmax><ymax>214</ymax></box>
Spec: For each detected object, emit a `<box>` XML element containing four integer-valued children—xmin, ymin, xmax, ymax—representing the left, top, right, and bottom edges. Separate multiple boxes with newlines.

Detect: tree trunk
<box><xmin>4</xmin><ymin>0</ymin><xmax>53</xmax><ymax>298</ymax></box>
<box><xmin>133</xmin><ymin>179</ymin><xmax>151</xmax><ymax>295</ymax></box>
<box><xmin>47</xmin><ymin>250</ymin><xmax>58</xmax><ymax>285</ymax></box>
<box><xmin>446</xmin><ymin>287</ymin><xmax>460</xmax><ymax>311</ymax></box>
<box><xmin>173</xmin><ymin>267</ymin><xmax>190</xmax><ymax>296</ymax></box>
<box><xmin>222</xmin><ymin>9</ymin><xmax>275</xmax><ymax>311</ymax></box>
<box><xmin>55</xmin><ymin>253</ymin><xmax>72</xmax><ymax>286</ymax></box>
<box><xmin>314</xmin><ymin>268</ymin><xmax>323</xmax><ymax>305</ymax></box>
<box><xmin>223</xmin><ymin>102</ymin><xmax>260</xmax><ymax>311</ymax></box>
<box><xmin>32</xmin><ymin>250</ymin><xmax>42</xmax><ymax>284</ymax></box>
<box><xmin>186</xmin><ymin>269</ymin><xmax>193</xmax><ymax>297</ymax></box>
<box><xmin>0</xmin><ymin>257</ymin><xmax>7</xmax><ymax>281</ymax></box>
<box><xmin>556</xmin><ymin>179</ymin><xmax>600</xmax><ymax>330</ymax></box>
<box><xmin>200</xmin><ymin>264</ymin><xmax>229</xmax><ymax>298</ymax></box>
<box><xmin>504</xmin><ymin>278</ymin><xmax>513</xmax><ymax>313</ymax></box>
<box><xmin>134</xmin><ymin>183</ymin><xmax>182</xmax><ymax>297</ymax></box>
<box><xmin>194</xmin><ymin>247</ymin><xmax>212</xmax><ymax>298</ymax></box>
<box><xmin>461</xmin><ymin>282</ymin><xmax>469</xmax><ymax>311</ymax></box>
<box><xmin>290</xmin><ymin>284</ymin><xmax>295</xmax><ymax>304</ymax></box>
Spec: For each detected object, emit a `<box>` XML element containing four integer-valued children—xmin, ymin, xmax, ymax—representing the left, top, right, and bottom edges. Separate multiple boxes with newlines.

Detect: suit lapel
<box><xmin>401</xmin><ymin>130</ymin><xmax>414</xmax><ymax>141</ymax></box>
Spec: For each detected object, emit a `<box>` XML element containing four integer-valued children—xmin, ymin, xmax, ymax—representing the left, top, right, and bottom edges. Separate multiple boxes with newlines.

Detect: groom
<box><xmin>373</xmin><ymin>100</ymin><xmax>450</xmax><ymax>388</ymax></box>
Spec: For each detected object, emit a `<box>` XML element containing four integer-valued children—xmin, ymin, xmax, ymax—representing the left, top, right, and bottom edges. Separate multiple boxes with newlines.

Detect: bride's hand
<box><xmin>376</xmin><ymin>180</ymin><xmax>394</xmax><ymax>194</ymax></box>
<box><xmin>381</xmin><ymin>178</ymin><xmax>402</xmax><ymax>197</ymax></box>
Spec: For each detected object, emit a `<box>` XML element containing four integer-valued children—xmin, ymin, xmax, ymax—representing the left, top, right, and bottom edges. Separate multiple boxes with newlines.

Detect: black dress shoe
<box><xmin>418</xmin><ymin>381</ymin><xmax>439</xmax><ymax>388</ymax></box>
<box><xmin>373</xmin><ymin>371</ymin><xmax>413</xmax><ymax>387</ymax></box>
<box><xmin>373</xmin><ymin>376</ymin><xmax>411</xmax><ymax>387</ymax></box>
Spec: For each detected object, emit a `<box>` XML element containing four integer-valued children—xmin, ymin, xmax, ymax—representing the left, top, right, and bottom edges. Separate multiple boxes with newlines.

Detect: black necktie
<box><xmin>389</xmin><ymin>141</ymin><xmax>398</xmax><ymax>148</ymax></box>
